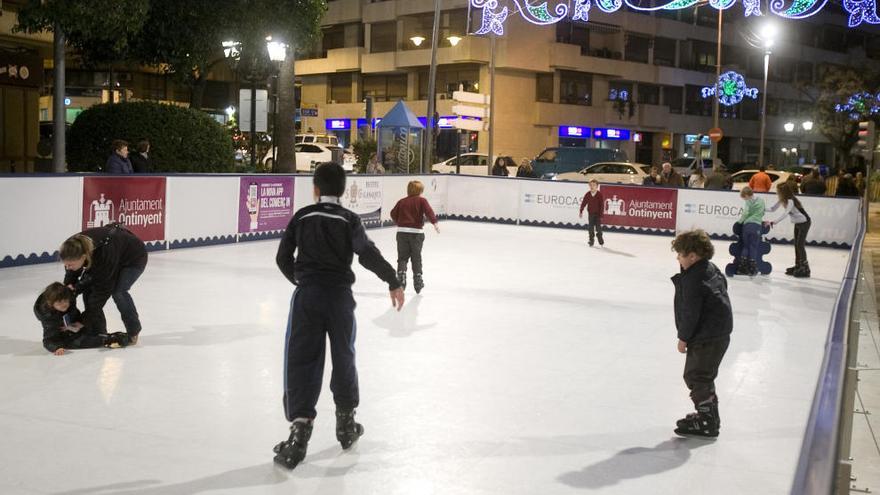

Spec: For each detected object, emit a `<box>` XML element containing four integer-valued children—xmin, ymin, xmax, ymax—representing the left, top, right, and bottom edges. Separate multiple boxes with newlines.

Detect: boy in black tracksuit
<box><xmin>273</xmin><ymin>163</ymin><xmax>404</xmax><ymax>469</ymax></box>
<box><xmin>671</xmin><ymin>230</ymin><xmax>733</xmax><ymax>438</ymax></box>
<box><xmin>34</xmin><ymin>282</ymin><xmax>128</xmax><ymax>355</ymax></box>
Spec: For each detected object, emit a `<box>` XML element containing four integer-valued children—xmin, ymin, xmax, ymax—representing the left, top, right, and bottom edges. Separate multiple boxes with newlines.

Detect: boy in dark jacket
<box><xmin>34</xmin><ymin>283</ymin><xmax>129</xmax><ymax>355</ymax></box>
<box><xmin>390</xmin><ymin>180</ymin><xmax>439</xmax><ymax>293</ymax></box>
<box><xmin>671</xmin><ymin>230</ymin><xmax>733</xmax><ymax>438</ymax></box>
<box><xmin>273</xmin><ymin>163</ymin><xmax>405</xmax><ymax>470</ymax></box>
<box><xmin>578</xmin><ymin>179</ymin><xmax>604</xmax><ymax>246</ymax></box>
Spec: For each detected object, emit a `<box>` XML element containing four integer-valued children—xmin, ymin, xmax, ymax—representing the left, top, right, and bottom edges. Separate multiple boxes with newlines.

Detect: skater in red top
<box><xmin>390</xmin><ymin>180</ymin><xmax>439</xmax><ymax>293</ymax></box>
<box><xmin>579</xmin><ymin>179</ymin><xmax>605</xmax><ymax>247</ymax></box>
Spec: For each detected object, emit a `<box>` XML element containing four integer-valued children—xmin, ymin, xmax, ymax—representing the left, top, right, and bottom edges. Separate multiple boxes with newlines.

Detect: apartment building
<box><xmin>298</xmin><ymin>0</ymin><xmax>880</xmax><ymax>168</ymax></box>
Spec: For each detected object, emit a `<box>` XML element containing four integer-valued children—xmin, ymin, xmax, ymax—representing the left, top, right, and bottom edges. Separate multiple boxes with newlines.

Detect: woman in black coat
<box><xmin>60</xmin><ymin>224</ymin><xmax>148</xmax><ymax>344</ymax></box>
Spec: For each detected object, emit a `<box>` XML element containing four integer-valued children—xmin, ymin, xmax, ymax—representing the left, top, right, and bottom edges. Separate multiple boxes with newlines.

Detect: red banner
<box><xmin>82</xmin><ymin>177</ymin><xmax>167</xmax><ymax>241</ymax></box>
<box><xmin>598</xmin><ymin>185</ymin><xmax>677</xmax><ymax>230</ymax></box>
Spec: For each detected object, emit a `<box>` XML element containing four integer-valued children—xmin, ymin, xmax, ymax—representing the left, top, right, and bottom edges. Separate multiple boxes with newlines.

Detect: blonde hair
<box><xmin>740</xmin><ymin>186</ymin><xmax>754</xmax><ymax>198</ymax></box>
<box><xmin>59</xmin><ymin>234</ymin><xmax>94</xmax><ymax>268</ymax></box>
<box><xmin>407</xmin><ymin>180</ymin><xmax>424</xmax><ymax>196</ymax></box>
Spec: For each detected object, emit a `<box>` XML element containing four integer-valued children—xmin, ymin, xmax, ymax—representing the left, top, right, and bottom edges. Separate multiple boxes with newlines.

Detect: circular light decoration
<box><xmin>702</xmin><ymin>71</ymin><xmax>759</xmax><ymax>107</ymax></box>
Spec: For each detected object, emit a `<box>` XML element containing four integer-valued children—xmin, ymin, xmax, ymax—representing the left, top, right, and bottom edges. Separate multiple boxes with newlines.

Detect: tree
<box><xmin>803</xmin><ymin>64</ymin><xmax>880</xmax><ymax>168</ymax></box>
<box><xmin>15</xmin><ymin>0</ymin><xmax>148</xmax><ymax>67</ymax></box>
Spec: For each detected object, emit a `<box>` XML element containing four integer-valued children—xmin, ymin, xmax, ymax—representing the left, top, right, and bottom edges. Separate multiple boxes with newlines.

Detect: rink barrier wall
<box><xmin>790</xmin><ymin>199</ymin><xmax>866</xmax><ymax>495</ymax></box>
<box><xmin>0</xmin><ymin>174</ymin><xmax>860</xmax><ymax>268</ymax></box>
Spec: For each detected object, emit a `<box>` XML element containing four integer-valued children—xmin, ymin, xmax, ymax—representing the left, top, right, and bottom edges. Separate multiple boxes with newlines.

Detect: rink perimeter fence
<box><xmin>0</xmin><ymin>172</ymin><xmax>867</xmax><ymax>492</ymax></box>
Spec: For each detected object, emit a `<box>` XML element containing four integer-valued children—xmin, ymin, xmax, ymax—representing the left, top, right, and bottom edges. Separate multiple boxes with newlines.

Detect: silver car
<box><xmin>556</xmin><ymin>162</ymin><xmax>651</xmax><ymax>184</ymax></box>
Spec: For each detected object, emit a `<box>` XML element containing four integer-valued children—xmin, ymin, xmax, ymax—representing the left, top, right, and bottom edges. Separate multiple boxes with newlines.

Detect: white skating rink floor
<box><xmin>0</xmin><ymin>221</ymin><xmax>850</xmax><ymax>495</ymax></box>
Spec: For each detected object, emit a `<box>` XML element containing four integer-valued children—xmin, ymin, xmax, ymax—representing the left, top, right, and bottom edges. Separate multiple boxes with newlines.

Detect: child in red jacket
<box><xmin>579</xmin><ymin>179</ymin><xmax>605</xmax><ymax>247</ymax></box>
<box><xmin>390</xmin><ymin>180</ymin><xmax>439</xmax><ymax>293</ymax></box>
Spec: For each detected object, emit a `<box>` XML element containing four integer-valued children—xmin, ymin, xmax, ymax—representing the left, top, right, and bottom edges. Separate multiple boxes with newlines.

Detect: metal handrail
<box><xmin>790</xmin><ymin>199</ymin><xmax>867</xmax><ymax>494</ymax></box>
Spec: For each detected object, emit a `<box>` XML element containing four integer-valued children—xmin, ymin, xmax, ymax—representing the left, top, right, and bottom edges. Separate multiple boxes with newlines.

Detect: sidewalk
<box><xmin>849</xmin><ymin>202</ymin><xmax>880</xmax><ymax>493</ymax></box>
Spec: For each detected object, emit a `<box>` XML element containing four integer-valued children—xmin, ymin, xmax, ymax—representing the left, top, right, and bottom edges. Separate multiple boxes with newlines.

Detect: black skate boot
<box><xmin>397</xmin><ymin>271</ymin><xmax>407</xmax><ymax>290</ymax></box>
<box><xmin>748</xmin><ymin>259</ymin><xmax>758</xmax><ymax>277</ymax></box>
<box><xmin>736</xmin><ymin>259</ymin><xmax>749</xmax><ymax>275</ymax></box>
<box><xmin>785</xmin><ymin>265</ymin><xmax>797</xmax><ymax>275</ymax></box>
<box><xmin>413</xmin><ymin>273</ymin><xmax>424</xmax><ymax>294</ymax></box>
<box><xmin>104</xmin><ymin>332</ymin><xmax>131</xmax><ymax>348</ymax></box>
<box><xmin>674</xmin><ymin>400</ymin><xmax>720</xmax><ymax>439</ymax></box>
<box><xmin>335</xmin><ymin>409</ymin><xmax>364</xmax><ymax>450</ymax></box>
<box><xmin>793</xmin><ymin>262</ymin><xmax>811</xmax><ymax>278</ymax></box>
<box><xmin>273</xmin><ymin>418</ymin><xmax>313</xmax><ymax>469</ymax></box>
<box><xmin>588</xmin><ymin>236</ymin><xmax>594</xmax><ymax>247</ymax></box>
<box><xmin>598</xmin><ymin>233</ymin><xmax>604</xmax><ymax>246</ymax></box>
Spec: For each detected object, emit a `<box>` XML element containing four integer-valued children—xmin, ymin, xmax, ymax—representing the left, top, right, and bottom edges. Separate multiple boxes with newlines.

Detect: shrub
<box><xmin>67</xmin><ymin>101</ymin><xmax>235</xmax><ymax>172</ymax></box>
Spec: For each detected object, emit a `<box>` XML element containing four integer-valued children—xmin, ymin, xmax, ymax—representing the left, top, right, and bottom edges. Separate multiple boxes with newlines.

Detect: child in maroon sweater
<box><xmin>579</xmin><ymin>179</ymin><xmax>605</xmax><ymax>246</ymax></box>
<box><xmin>390</xmin><ymin>180</ymin><xmax>439</xmax><ymax>293</ymax></box>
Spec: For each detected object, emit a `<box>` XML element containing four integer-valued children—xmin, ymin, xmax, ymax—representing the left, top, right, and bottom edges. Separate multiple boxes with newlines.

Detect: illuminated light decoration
<box><xmin>472</xmin><ymin>0</ymin><xmax>509</xmax><ymax>35</ymax></box>
<box><xmin>743</xmin><ymin>0</ymin><xmax>762</xmax><ymax>16</ymax></box>
<box><xmin>709</xmin><ymin>0</ymin><xmax>737</xmax><ymax>9</ymax></box>
<box><xmin>769</xmin><ymin>0</ymin><xmax>829</xmax><ymax>19</ymax></box>
<box><xmin>572</xmin><ymin>0</ymin><xmax>591</xmax><ymax>21</ymax></box>
<box><xmin>524</xmin><ymin>0</ymin><xmax>570</xmax><ymax>24</ymax></box>
<box><xmin>834</xmin><ymin>92</ymin><xmax>880</xmax><ymax>120</ymax></box>
<box><xmin>842</xmin><ymin>0</ymin><xmax>880</xmax><ymax>27</ymax></box>
<box><xmin>620</xmin><ymin>0</ymin><xmax>699</xmax><ymax>12</ymax></box>
<box><xmin>701</xmin><ymin>71</ymin><xmax>759</xmax><ymax>106</ymax></box>
<box><xmin>609</xmin><ymin>88</ymin><xmax>629</xmax><ymax>101</ymax></box>
<box><xmin>596</xmin><ymin>0</ymin><xmax>622</xmax><ymax>13</ymax></box>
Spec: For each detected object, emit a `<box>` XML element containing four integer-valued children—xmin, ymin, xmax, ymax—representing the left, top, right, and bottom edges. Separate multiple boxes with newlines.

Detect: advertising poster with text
<box><xmin>82</xmin><ymin>177</ymin><xmax>166</xmax><ymax>241</ymax></box>
<box><xmin>342</xmin><ymin>177</ymin><xmax>383</xmax><ymax>227</ymax></box>
<box><xmin>238</xmin><ymin>177</ymin><xmax>295</xmax><ymax>233</ymax></box>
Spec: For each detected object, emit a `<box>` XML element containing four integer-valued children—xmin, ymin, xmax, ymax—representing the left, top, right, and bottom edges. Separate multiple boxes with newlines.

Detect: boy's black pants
<box><xmin>396</xmin><ymin>232</ymin><xmax>425</xmax><ymax>274</ymax></box>
<box><xmin>683</xmin><ymin>336</ymin><xmax>730</xmax><ymax>405</ymax></box>
<box><xmin>283</xmin><ymin>285</ymin><xmax>359</xmax><ymax>421</ymax></box>
<box><xmin>794</xmin><ymin>220</ymin><xmax>811</xmax><ymax>266</ymax></box>
<box><xmin>587</xmin><ymin>214</ymin><xmax>603</xmax><ymax>243</ymax></box>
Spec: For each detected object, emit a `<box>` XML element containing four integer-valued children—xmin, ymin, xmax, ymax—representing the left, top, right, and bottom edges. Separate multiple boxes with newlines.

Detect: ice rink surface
<box><xmin>0</xmin><ymin>221</ymin><xmax>850</xmax><ymax>495</ymax></box>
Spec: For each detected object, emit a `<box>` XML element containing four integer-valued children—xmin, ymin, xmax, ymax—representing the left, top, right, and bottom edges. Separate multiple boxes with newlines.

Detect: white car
<box><xmin>729</xmin><ymin>170</ymin><xmax>792</xmax><ymax>192</ymax></box>
<box><xmin>296</xmin><ymin>134</ymin><xmax>339</xmax><ymax>146</ymax></box>
<box><xmin>263</xmin><ymin>143</ymin><xmax>352</xmax><ymax>172</ymax></box>
<box><xmin>432</xmin><ymin>153</ymin><xmax>517</xmax><ymax>175</ymax></box>
<box><xmin>556</xmin><ymin>162</ymin><xmax>651</xmax><ymax>184</ymax></box>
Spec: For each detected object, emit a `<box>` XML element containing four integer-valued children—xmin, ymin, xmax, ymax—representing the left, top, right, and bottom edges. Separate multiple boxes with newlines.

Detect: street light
<box><xmin>410</xmin><ymin>36</ymin><xmax>426</xmax><ymax>47</ymax></box>
<box><xmin>447</xmin><ymin>35</ymin><xmax>462</xmax><ymax>46</ymax></box>
<box><xmin>266</xmin><ymin>39</ymin><xmax>288</xmax><ymax>173</ymax></box>
<box><xmin>756</xmin><ymin>21</ymin><xmax>777</xmax><ymax>168</ymax></box>
<box><xmin>784</xmin><ymin>121</ymin><xmax>795</xmax><ymax>133</ymax></box>
<box><xmin>784</xmin><ymin>119</ymin><xmax>813</xmax><ymax>163</ymax></box>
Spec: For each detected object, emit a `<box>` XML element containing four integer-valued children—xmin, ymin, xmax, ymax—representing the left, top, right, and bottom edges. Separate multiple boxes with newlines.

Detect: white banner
<box><xmin>519</xmin><ymin>180</ymin><xmax>587</xmax><ymax>227</ymax></box>
<box><xmin>166</xmin><ymin>177</ymin><xmax>240</xmax><ymax>242</ymax></box>
<box><xmin>676</xmin><ymin>189</ymin><xmax>859</xmax><ymax>246</ymax></box>
<box><xmin>446</xmin><ymin>176</ymin><xmax>519</xmax><ymax>221</ymax></box>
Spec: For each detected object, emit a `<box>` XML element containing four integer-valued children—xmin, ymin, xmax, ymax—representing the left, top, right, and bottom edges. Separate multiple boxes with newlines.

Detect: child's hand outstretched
<box><xmin>677</xmin><ymin>339</ymin><xmax>687</xmax><ymax>353</ymax></box>
<box><xmin>390</xmin><ymin>287</ymin><xmax>405</xmax><ymax>311</ymax></box>
<box><xmin>54</xmin><ymin>348</ymin><xmax>66</xmax><ymax>356</ymax></box>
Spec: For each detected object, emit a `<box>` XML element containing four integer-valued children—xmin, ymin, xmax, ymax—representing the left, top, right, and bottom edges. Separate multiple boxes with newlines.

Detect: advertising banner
<box><xmin>341</xmin><ymin>176</ymin><xmax>383</xmax><ymax>227</ymax></box>
<box><xmin>519</xmin><ymin>181</ymin><xmax>677</xmax><ymax>231</ymax></box>
<box><xmin>238</xmin><ymin>177</ymin><xmax>294</xmax><ymax>233</ymax></box>
<box><xmin>676</xmin><ymin>190</ymin><xmax>860</xmax><ymax>245</ymax></box>
<box><xmin>82</xmin><ymin>177</ymin><xmax>166</xmax><ymax>241</ymax></box>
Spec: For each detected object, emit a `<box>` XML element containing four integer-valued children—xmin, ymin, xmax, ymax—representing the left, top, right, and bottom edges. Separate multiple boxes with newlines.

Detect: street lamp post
<box><xmin>423</xmin><ymin>0</ymin><xmax>442</xmax><ymax>174</ymax></box>
<box><xmin>757</xmin><ymin>23</ymin><xmax>776</xmax><ymax>169</ymax></box>
<box><xmin>784</xmin><ymin>120</ymin><xmax>813</xmax><ymax>164</ymax></box>
<box><xmin>267</xmin><ymin>39</ymin><xmax>287</xmax><ymax>173</ymax></box>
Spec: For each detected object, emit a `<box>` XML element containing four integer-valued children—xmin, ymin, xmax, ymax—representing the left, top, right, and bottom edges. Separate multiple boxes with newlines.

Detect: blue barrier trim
<box><xmin>790</xmin><ymin>199</ymin><xmax>866</xmax><ymax>494</ymax></box>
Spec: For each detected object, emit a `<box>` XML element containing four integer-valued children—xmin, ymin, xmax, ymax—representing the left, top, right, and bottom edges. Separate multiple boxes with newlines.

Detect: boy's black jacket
<box><xmin>33</xmin><ymin>293</ymin><xmax>81</xmax><ymax>352</ymax></box>
<box><xmin>672</xmin><ymin>259</ymin><xmax>733</xmax><ymax>343</ymax></box>
<box><xmin>277</xmin><ymin>201</ymin><xmax>400</xmax><ymax>290</ymax></box>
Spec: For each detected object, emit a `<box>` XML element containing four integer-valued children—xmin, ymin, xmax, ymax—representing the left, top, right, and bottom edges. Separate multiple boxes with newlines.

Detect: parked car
<box><xmin>729</xmin><ymin>169</ymin><xmax>792</xmax><ymax>192</ymax></box>
<box><xmin>532</xmin><ymin>147</ymin><xmax>628</xmax><ymax>179</ymax></box>
<box><xmin>670</xmin><ymin>157</ymin><xmax>725</xmax><ymax>178</ymax></box>
<box><xmin>556</xmin><ymin>162</ymin><xmax>651</xmax><ymax>184</ymax></box>
<box><xmin>432</xmin><ymin>153</ymin><xmax>517</xmax><ymax>175</ymax></box>
<box><xmin>295</xmin><ymin>134</ymin><xmax>340</xmax><ymax>146</ymax></box>
<box><xmin>262</xmin><ymin>143</ymin><xmax>351</xmax><ymax>172</ymax></box>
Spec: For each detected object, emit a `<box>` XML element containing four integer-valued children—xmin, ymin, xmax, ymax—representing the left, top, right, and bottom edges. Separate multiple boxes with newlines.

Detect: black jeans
<box><xmin>284</xmin><ymin>285</ymin><xmax>359</xmax><ymax>421</ymax></box>
<box><xmin>683</xmin><ymin>337</ymin><xmax>730</xmax><ymax>405</ymax></box>
<box><xmin>396</xmin><ymin>232</ymin><xmax>425</xmax><ymax>274</ymax></box>
<box><xmin>85</xmin><ymin>265</ymin><xmax>144</xmax><ymax>336</ymax></box>
<box><xmin>587</xmin><ymin>214</ymin><xmax>603</xmax><ymax>243</ymax></box>
<box><xmin>794</xmin><ymin>220</ymin><xmax>811</xmax><ymax>266</ymax></box>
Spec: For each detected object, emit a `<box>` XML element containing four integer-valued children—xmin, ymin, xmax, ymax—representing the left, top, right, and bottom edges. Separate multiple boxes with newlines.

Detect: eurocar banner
<box><xmin>82</xmin><ymin>177</ymin><xmax>166</xmax><ymax>242</ymax></box>
<box><xmin>676</xmin><ymin>189</ymin><xmax>860</xmax><ymax>245</ymax></box>
<box><xmin>519</xmin><ymin>181</ymin><xmax>677</xmax><ymax>231</ymax></box>
<box><xmin>238</xmin><ymin>176</ymin><xmax>294</xmax><ymax>233</ymax></box>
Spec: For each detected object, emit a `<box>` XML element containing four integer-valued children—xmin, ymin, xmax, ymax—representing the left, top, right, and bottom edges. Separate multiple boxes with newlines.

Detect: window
<box><xmin>536</xmin><ymin>149</ymin><xmax>557</xmax><ymax>162</ymax></box>
<box><xmin>663</xmin><ymin>86</ymin><xmax>682</xmax><ymax>114</ymax></box>
<box><xmin>653</xmin><ymin>37</ymin><xmax>676</xmax><ymax>67</ymax></box>
<box><xmin>362</xmin><ymin>74</ymin><xmax>408</xmax><ymax>101</ymax></box>
<box><xmin>328</xmin><ymin>73</ymin><xmax>352</xmax><ymax>103</ymax></box>
<box><xmin>370</xmin><ymin>22</ymin><xmax>396</xmax><ymax>53</ymax></box>
<box><xmin>820</xmin><ymin>27</ymin><xmax>846</xmax><ymax>53</ymax></box>
<box><xmin>556</xmin><ymin>20</ymin><xmax>590</xmax><ymax>55</ymax></box>
<box><xmin>560</xmin><ymin>70</ymin><xmax>592</xmax><ymax>105</ymax></box>
<box><xmin>638</xmin><ymin>83</ymin><xmax>659</xmax><ymax>105</ymax></box>
<box><xmin>685</xmin><ymin>84</ymin><xmax>711</xmax><ymax>116</ymax></box>
<box><xmin>625</xmin><ymin>34</ymin><xmax>650</xmax><ymax>63</ymax></box>
<box><xmin>536</xmin><ymin>73</ymin><xmax>553</xmax><ymax>102</ymax></box>
<box><xmin>795</xmin><ymin>62</ymin><xmax>813</xmax><ymax>84</ymax></box>
<box><xmin>418</xmin><ymin>64</ymin><xmax>480</xmax><ymax>99</ymax></box>
<box><xmin>323</xmin><ymin>25</ymin><xmax>346</xmax><ymax>51</ymax></box>
<box><xmin>694</xmin><ymin>41</ymin><xmax>717</xmax><ymax>71</ymax></box>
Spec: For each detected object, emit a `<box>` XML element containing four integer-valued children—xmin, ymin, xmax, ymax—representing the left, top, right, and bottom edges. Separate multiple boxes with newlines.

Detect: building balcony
<box><xmin>297</xmin><ymin>47</ymin><xmax>365</xmax><ymax>75</ymax></box>
<box><xmin>323</xmin><ymin>0</ymin><xmax>363</xmax><ymax>25</ymax></box>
